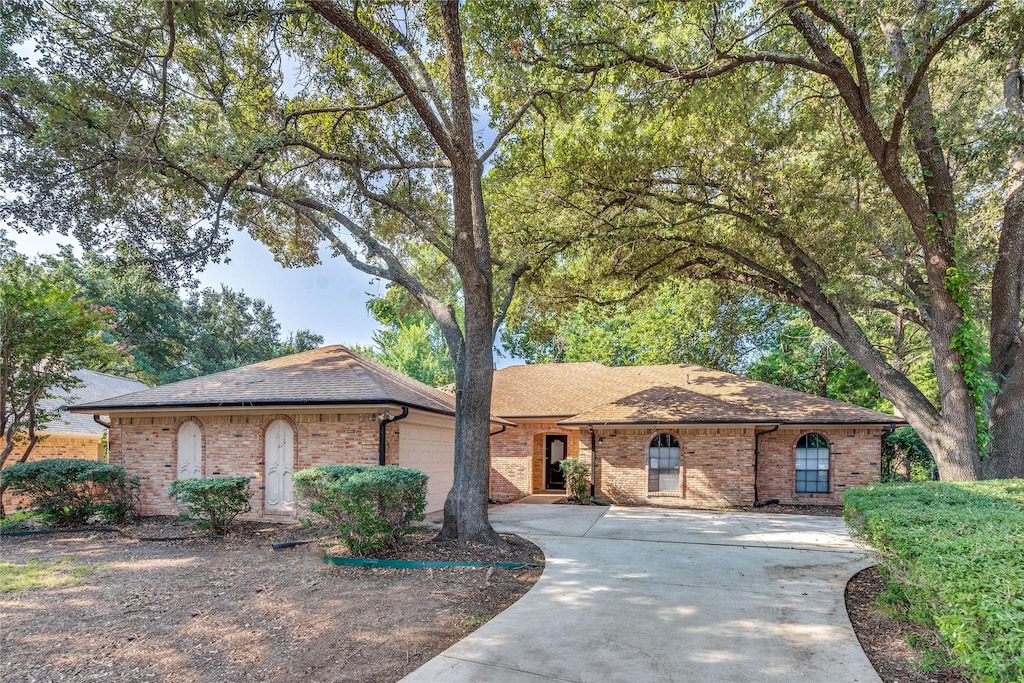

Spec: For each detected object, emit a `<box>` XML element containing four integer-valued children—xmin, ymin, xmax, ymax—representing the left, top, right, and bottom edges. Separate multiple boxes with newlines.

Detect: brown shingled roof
<box><xmin>70</xmin><ymin>345</ymin><xmax>457</xmax><ymax>415</ymax></box>
<box><xmin>493</xmin><ymin>362</ymin><xmax>902</xmax><ymax>426</ymax></box>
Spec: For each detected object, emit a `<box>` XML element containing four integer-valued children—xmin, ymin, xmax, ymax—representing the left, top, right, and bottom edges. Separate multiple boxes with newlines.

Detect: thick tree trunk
<box><xmin>435</xmin><ymin>0</ymin><xmax>503</xmax><ymax>545</ymax></box>
<box><xmin>985</xmin><ymin>56</ymin><xmax>1024</xmax><ymax>479</ymax></box>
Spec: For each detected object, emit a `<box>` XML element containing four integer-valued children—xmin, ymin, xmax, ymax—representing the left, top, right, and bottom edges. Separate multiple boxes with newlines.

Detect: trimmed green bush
<box><xmin>558</xmin><ymin>458</ymin><xmax>590</xmax><ymax>502</ymax></box>
<box><xmin>844</xmin><ymin>481</ymin><xmax>1024</xmax><ymax>683</ymax></box>
<box><xmin>0</xmin><ymin>458</ymin><xmax>139</xmax><ymax>526</ymax></box>
<box><xmin>168</xmin><ymin>477</ymin><xmax>252</xmax><ymax>535</ymax></box>
<box><xmin>293</xmin><ymin>464</ymin><xmax>428</xmax><ymax>556</ymax></box>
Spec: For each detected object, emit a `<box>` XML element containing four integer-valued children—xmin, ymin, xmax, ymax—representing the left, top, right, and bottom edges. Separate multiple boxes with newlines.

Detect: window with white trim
<box><xmin>795</xmin><ymin>433</ymin><xmax>830</xmax><ymax>493</ymax></box>
<box><xmin>648</xmin><ymin>433</ymin><xmax>680</xmax><ymax>493</ymax></box>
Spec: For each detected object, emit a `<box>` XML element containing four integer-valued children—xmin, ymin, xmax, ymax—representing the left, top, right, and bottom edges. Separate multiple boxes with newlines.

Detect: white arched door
<box><xmin>264</xmin><ymin>420</ymin><xmax>294</xmax><ymax>512</ymax></box>
<box><xmin>176</xmin><ymin>422</ymin><xmax>203</xmax><ymax>479</ymax></box>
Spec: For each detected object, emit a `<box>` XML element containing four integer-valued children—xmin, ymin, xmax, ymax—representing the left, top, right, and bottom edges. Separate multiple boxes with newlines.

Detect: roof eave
<box><xmin>69</xmin><ymin>398</ymin><xmax>456</xmax><ymax>418</ymax></box>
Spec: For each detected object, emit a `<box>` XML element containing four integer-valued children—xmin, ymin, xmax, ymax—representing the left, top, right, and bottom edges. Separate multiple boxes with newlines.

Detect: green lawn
<box><xmin>0</xmin><ymin>557</ymin><xmax>99</xmax><ymax>593</ymax></box>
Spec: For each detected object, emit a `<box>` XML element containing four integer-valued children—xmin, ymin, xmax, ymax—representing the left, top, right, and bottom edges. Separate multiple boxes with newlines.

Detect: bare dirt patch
<box><xmin>0</xmin><ymin>519</ymin><xmax>543</xmax><ymax>683</ymax></box>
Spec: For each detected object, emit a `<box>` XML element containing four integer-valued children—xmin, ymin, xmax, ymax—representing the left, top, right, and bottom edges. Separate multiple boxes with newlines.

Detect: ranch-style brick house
<box><xmin>71</xmin><ymin>345</ymin><xmax>901</xmax><ymax>519</ymax></box>
<box><xmin>71</xmin><ymin>346</ymin><xmax>464</xmax><ymax>516</ymax></box>
<box><xmin>489</xmin><ymin>362</ymin><xmax>901</xmax><ymax>507</ymax></box>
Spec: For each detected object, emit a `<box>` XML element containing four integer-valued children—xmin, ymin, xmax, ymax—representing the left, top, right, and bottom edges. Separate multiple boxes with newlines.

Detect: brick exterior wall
<box><xmin>2</xmin><ymin>433</ymin><xmax>105</xmax><ymax>511</ymax></box>
<box><xmin>592</xmin><ymin>427</ymin><xmax>756</xmax><ymax>506</ymax></box>
<box><xmin>489</xmin><ymin>422</ymin><xmax>884</xmax><ymax>507</ymax></box>
<box><xmin>489</xmin><ymin>422</ymin><xmax>580</xmax><ymax>501</ymax></box>
<box><xmin>756</xmin><ymin>426</ymin><xmax>883</xmax><ymax>504</ymax></box>
<box><xmin>109</xmin><ymin>410</ymin><xmax>401</xmax><ymax>519</ymax></box>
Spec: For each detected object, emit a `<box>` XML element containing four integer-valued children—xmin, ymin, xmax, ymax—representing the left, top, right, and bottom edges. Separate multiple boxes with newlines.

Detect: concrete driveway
<box><xmin>402</xmin><ymin>503</ymin><xmax>879</xmax><ymax>683</ymax></box>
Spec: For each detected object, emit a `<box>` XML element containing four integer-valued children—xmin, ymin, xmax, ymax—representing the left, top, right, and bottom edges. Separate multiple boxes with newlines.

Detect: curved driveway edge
<box><xmin>401</xmin><ymin>504</ymin><xmax>880</xmax><ymax>683</ymax></box>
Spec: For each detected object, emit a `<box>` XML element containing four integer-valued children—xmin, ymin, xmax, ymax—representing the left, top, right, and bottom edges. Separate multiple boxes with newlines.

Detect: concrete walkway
<box><xmin>401</xmin><ymin>504</ymin><xmax>879</xmax><ymax>683</ymax></box>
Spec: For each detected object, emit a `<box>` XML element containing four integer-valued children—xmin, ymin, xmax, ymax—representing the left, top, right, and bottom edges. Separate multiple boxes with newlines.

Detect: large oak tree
<box><xmin>481</xmin><ymin>0</ymin><xmax>1024</xmax><ymax>479</ymax></box>
<box><xmin>0</xmin><ymin>0</ymin><xmax>551</xmax><ymax>543</ymax></box>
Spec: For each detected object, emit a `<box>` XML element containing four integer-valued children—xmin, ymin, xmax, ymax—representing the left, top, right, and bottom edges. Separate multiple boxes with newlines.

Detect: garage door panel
<box><xmin>400</xmin><ymin>422</ymin><xmax>455</xmax><ymax>513</ymax></box>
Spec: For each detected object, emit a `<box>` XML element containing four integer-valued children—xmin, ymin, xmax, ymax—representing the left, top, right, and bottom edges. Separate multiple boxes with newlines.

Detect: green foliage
<box><xmin>746</xmin><ymin>314</ymin><xmax>892</xmax><ymax>411</ymax></box>
<box><xmin>1</xmin><ymin>253</ymin><xmax>123</xmax><ymax>469</ymax></box>
<box><xmin>504</xmin><ymin>281</ymin><xmax>783</xmax><ymax>372</ymax></box>
<box><xmin>0</xmin><ymin>458</ymin><xmax>139</xmax><ymax>526</ymax></box>
<box><xmin>558</xmin><ymin>459</ymin><xmax>590</xmax><ymax>503</ymax></box>
<box><xmin>355</xmin><ymin>282</ymin><xmax>456</xmax><ymax>388</ymax></box>
<box><xmin>882</xmin><ymin>427</ymin><xmax>937</xmax><ymax>482</ymax></box>
<box><xmin>844</xmin><ymin>482</ymin><xmax>1024</xmax><ymax>682</ymax></box>
<box><xmin>293</xmin><ymin>465</ymin><xmax>428</xmax><ymax>556</ymax></box>
<box><xmin>944</xmin><ymin>264</ymin><xmax>999</xmax><ymax>450</ymax></box>
<box><xmin>0</xmin><ymin>509</ymin><xmax>39</xmax><ymax>533</ymax></box>
<box><xmin>39</xmin><ymin>249</ymin><xmax>324</xmax><ymax>385</ymax></box>
<box><xmin>168</xmin><ymin>477</ymin><xmax>253</xmax><ymax>535</ymax></box>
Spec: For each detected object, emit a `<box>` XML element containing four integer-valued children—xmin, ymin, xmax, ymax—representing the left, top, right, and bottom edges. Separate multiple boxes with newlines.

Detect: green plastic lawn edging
<box><xmin>322</xmin><ymin>556</ymin><xmax>537</xmax><ymax>569</ymax></box>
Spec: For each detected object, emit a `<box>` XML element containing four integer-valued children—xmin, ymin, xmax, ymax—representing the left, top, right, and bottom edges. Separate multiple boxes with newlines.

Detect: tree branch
<box><xmin>306</xmin><ymin>0</ymin><xmax>457</xmax><ymax>159</ymax></box>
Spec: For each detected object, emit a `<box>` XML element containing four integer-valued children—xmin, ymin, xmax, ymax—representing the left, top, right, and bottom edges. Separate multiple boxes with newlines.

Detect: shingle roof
<box><xmin>41</xmin><ymin>370</ymin><xmax>149</xmax><ymax>435</ymax></box>
<box><xmin>70</xmin><ymin>345</ymin><xmax>457</xmax><ymax>416</ymax></box>
<box><xmin>493</xmin><ymin>362</ymin><xmax>902</xmax><ymax>426</ymax></box>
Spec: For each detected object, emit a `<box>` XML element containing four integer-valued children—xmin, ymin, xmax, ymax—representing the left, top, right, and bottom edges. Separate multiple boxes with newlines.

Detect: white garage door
<box><xmin>399</xmin><ymin>418</ymin><xmax>455</xmax><ymax>514</ymax></box>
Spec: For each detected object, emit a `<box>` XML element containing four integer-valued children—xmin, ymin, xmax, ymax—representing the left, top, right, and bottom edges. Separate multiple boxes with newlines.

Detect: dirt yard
<box><xmin>0</xmin><ymin>519</ymin><xmax>543</xmax><ymax>683</ymax></box>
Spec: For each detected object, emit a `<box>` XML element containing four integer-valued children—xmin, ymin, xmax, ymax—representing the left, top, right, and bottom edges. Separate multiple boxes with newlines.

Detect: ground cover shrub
<box><xmin>0</xmin><ymin>459</ymin><xmax>139</xmax><ymax>526</ymax></box>
<box><xmin>558</xmin><ymin>459</ymin><xmax>590</xmax><ymax>502</ymax></box>
<box><xmin>844</xmin><ymin>481</ymin><xmax>1024</xmax><ymax>683</ymax></box>
<box><xmin>293</xmin><ymin>464</ymin><xmax>427</xmax><ymax>556</ymax></box>
<box><xmin>0</xmin><ymin>510</ymin><xmax>41</xmax><ymax>532</ymax></box>
<box><xmin>169</xmin><ymin>477</ymin><xmax>252</xmax><ymax>535</ymax></box>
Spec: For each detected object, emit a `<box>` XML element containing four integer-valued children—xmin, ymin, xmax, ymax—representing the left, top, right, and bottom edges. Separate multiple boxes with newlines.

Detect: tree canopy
<box><xmin>40</xmin><ymin>247</ymin><xmax>323</xmax><ymax>384</ymax></box>
<box><xmin>475</xmin><ymin>0</ymin><xmax>1024</xmax><ymax>480</ymax></box>
<box><xmin>0</xmin><ymin>0</ymin><xmax>553</xmax><ymax>544</ymax></box>
<box><xmin>0</xmin><ymin>251</ymin><xmax>121</xmax><ymax>475</ymax></box>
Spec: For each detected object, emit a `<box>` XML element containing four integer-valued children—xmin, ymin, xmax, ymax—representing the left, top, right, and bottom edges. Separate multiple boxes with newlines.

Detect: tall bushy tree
<box><xmin>478</xmin><ymin>0</ymin><xmax>1024</xmax><ymax>480</ymax></box>
<box><xmin>356</xmin><ymin>285</ymin><xmax>455</xmax><ymax>387</ymax></box>
<box><xmin>1</xmin><ymin>1</ymin><xmax>550</xmax><ymax>543</ymax></box>
<box><xmin>40</xmin><ymin>249</ymin><xmax>324</xmax><ymax>384</ymax></box>
<box><xmin>503</xmin><ymin>280</ymin><xmax>783</xmax><ymax>372</ymax></box>
<box><xmin>0</xmin><ymin>253</ymin><xmax>121</xmax><ymax>483</ymax></box>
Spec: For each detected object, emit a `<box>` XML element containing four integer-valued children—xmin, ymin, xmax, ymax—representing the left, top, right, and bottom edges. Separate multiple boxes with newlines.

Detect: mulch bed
<box><xmin>846</xmin><ymin>566</ymin><xmax>968</xmax><ymax>683</ymax></box>
<box><xmin>0</xmin><ymin>518</ymin><xmax>543</xmax><ymax>683</ymax></box>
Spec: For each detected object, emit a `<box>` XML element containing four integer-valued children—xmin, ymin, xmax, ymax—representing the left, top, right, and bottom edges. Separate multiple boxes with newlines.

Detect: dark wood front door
<box><xmin>545</xmin><ymin>435</ymin><xmax>567</xmax><ymax>490</ymax></box>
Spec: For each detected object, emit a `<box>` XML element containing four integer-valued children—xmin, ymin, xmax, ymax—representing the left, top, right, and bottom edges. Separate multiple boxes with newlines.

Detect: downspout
<box><xmin>753</xmin><ymin>424</ymin><xmax>780</xmax><ymax>506</ymax></box>
<box><xmin>93</xmin><ymin>415</ymin><xmax>110</xmax><ymax>429</ymax></box>
<box><xmin>378</xmin><ymin>406</ymin><xmax>409</xmax><ymax>466</ymax></box>
<box><xmin>588</xmin><ymin>425</ymin><xmax>597</xmax><ymax>499</ymax></box>
<box><xmin>587</xmin><ymin>425</ymin><xmax>610</xmax><ymax>505</ymax></box>
<box><xmin>489</xmin><ymin>425</ymin><xmax>507</xmax><ymax>437</ymax></box>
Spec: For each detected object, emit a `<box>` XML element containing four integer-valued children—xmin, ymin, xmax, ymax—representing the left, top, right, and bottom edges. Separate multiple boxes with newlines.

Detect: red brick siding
<box><xmin>591</xmin><ymin>427</ymin><xmax>756</xmax><ymax>506</ymax></box>
<box><xmin>109</xmin><ymin>411</ymin><xmax>398</xmax><ymax>519</ymax></box>
<box><xmin>757</xmin><ymin>427</ymin><xmax>882</xmax><ymax>504</ymax></box>
<box><xmin>487</xmin><ymin>423</ymin><xmax>884</xmax><ymax>507</ymax></box>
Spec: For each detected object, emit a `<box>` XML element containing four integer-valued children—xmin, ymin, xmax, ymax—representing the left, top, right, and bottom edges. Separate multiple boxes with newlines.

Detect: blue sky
<box><xmin>10</xmin><ymin>226</ymin><xmax>523</xmax><ymax>367</ymax></box>
<box><xmin>9</xmin><ymin>227</ymin><xmax>384</xmax><ymax>349</ymax></box>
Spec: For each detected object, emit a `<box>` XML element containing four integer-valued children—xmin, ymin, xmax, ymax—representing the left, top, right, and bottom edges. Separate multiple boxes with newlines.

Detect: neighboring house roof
<box><xmin>493</xmin><ymin>362</ymin><xmax>902</xmax><ymax>426</ymax></box>
<box><xmin>70</xmin><ymin>345</ymin><xmax>459</xmax><ymax>417</ymax></box>
<box><xmin>41</xmin><ymin>369</ymin><xmax>149</xmax><ymax>436</ymax></box>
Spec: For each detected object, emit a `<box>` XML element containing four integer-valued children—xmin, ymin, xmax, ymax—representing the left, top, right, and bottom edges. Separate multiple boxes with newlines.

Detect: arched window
<box><xmin>648</xmin><ymin>433</ymin><xmax>680</xmax><ymax>493</ymax></box>
<box><xmin>795</xmin><ymin>433</ymin><xmax>830</xmax><ymax>493</ymax></box>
